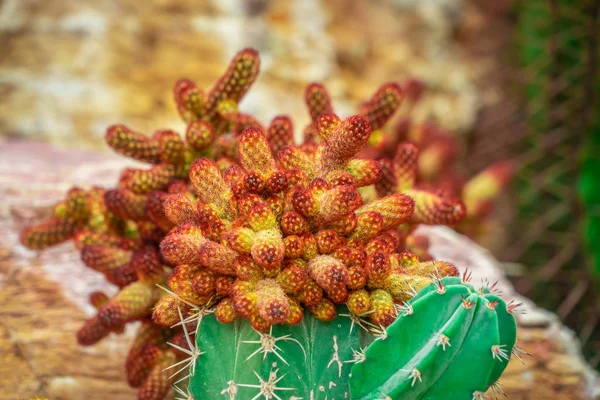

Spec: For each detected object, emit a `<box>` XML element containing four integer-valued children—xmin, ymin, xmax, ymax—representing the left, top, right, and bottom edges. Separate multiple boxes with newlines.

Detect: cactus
<box><xmin>350</xmin><ymin>276</ymin><xmax>517</xmax><ymax>400</ymax></box>
<box><xmin>182</xmin><ymin>277</ymin><xmax>518</xmax><ymax>400</ymax></box>
<box><xmin>188</xmin><ymin>305</ymin><xmax>361</xmax><ymax>399</ymax></box>
<box><xmin>18</xmin><ymin>48</ymin><xmax>517</xmax><ymax>400</ymax></box>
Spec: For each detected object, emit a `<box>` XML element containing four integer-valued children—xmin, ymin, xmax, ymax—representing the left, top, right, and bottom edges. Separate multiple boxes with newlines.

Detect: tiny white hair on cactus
<box><xmin>491</xmin><ymin>344</ymin><xmax>510</xmax><ymax>362</ymax></box>
<box><xmin>339</xmin><ymin>310</ymin><xmax>375</xmax><ymax>334</ymax></box>
<box><xmin>489</xmin><ymin>380</ymin><xmax>506</xmax><ymax>398</ymax></box>
<box><xmin>242</xmin><ymin>326</ymin><xmax>306</xmax><ymax>366</ymax></box>
<box><xmin>164</xmin><ymin>305</ymin><xmax>205</xmax><ymax>384</ymax></box>
<box><xmin>236</xmin><ymin>368</ymin><xmax>297</xmax><ymax>400</ymax></box>
<box><xmin>344</xmin><ymin>347</ymin><xmax>367</xmax><ymax>364</ymax></box>
<box><xmin>156</xmin><ymin>284</ymin><xmax>215</xmax><ymax>334</ymax></box>
<box><xmin>472</xmin><ymin>390</ymin><xmax>491</xmax><ymax>400</ymax></box>
<box><xmin>371</xmin><ymin>324</ymin><xmax>389</xmax><ymax>341</ymax></box>
<box><xmin>401</xmin><ymin>365</ymin><xmax>422</xmax><ymax>387</ymax></box>
<box><xmin>404</xmin><ymin>282</ymin><xmax>419</xmax><ymax>298</ymax></box>
<box><xmin>511</xmin><ymin>344</ymin><xmax>530</xmax><ymax>364</ymax></box>
<box><xmin>430</xmin><ymin>262</ymin><xmax>446</xmax><ymax>295</ymax></box>
<box><xmin>326</xmin><ymin>335</ymin><xmax>343</xmax><ymax>377</ymax></box>
<box><xmin>462</xmin><ymin>297</ymin><xmax>476</xmax><ymax>309</ymax></box>
<box><xmin>435</xmin><ymin>332</ymin><xmax>451</xmax><ymax>351</ymax></box>
<box><xmin>173</xmin><ymin>384</ymin><xmax>194</xmax><ymax>400</ymax></box>
<box><xmin>507</xmin><ymin>300</ymin><xmax>526</xmax><ymax>315</ymax></box>
<box><xmin>462</xmin><ymin>268</ymin><xmax>473</xmax><ymax>284</ymax></box>
<box><xmin>396</xmin><ymin>302</ymin><xmax>414</xmax><ymax>317</ymax></box>
<box><xmin>479</xmin><ymin>278</ymin><xmax>502</xmax><ymax>295</ymax></box>
<box><xmin>486</xmin><ymin>299</ymin><xmax>499</xmax><ymax>310</ymax></box>
<box><xmin>220</xmin><ymin>380</ymin><xmax>237</xmax><ymax>400</ymax></box>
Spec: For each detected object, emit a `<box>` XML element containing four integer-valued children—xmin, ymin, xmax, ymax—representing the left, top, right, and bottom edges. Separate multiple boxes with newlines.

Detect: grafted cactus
<box><xmin>18</xmin><ymin>48</ymin><xmax>517</xmax><ymax>400</ymax></box>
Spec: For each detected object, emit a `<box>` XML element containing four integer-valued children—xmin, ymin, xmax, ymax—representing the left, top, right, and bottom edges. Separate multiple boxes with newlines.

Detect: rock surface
<box><xmin>0</xmin><ymin>0</ymin><xmax>489</xmax><ymax>148</ymax></box>
<box><xmin>1</xmin><ymin>141</ymin><xmax>598</xmax><ymax>399</ymax></box>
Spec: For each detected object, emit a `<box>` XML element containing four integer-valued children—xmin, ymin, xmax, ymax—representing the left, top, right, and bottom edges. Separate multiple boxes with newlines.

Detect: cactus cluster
<box><xmin>20</xmin><ymin>49</ymin><xmax>516</xmax><ymax>400</ymax></box>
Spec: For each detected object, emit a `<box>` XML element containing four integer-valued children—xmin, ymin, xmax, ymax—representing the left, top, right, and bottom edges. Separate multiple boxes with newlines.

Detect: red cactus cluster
<box><xmin>19</xmin><ymin>49</ymin><xmax>510</xmax><ymax>400</ymax></box>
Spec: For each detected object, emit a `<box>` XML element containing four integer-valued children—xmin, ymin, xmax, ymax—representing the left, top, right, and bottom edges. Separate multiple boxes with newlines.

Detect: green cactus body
<box><xmin>189</xmin><ymin>306</ymin><xmax>361</xmax><ymax>399</ymax></box>
<box><xmin>349</xmin><ymin>277</ymin><xmax>517</xmax><ymax>400</ymax></box>
<box><xmin>187</xmin><ymin>278</ymin><xmax>516</xmax><ymax>400</ymax></box>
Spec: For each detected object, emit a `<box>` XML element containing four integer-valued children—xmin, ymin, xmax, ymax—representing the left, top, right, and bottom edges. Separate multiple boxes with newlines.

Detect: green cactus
<box><xmin>185</xmin><ymin>277</ymin><xmax>517</xmax><ymax>400</ymax></box>
<box><xmin>349</xmin><ymin>276</ymin><xmax>517</xmax><ymax>400</ymax></box>
<box><xmin>188</xmin><ymin>305</ymin><xmax>362</xmax><ymax>399</ymax></box>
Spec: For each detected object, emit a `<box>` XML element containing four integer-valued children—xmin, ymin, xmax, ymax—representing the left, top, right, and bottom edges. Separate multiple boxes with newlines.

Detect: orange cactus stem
<box><xmin>406</xmin><ymin>189</ymin><xmax>466</xmax><ymax>225</ymax></box>
<box><xmin>347</xmin><ymin>289</ymin><xmax>371</xmax><ymax>315</ymax></box>
<box><xmin>137</xmin><ymin>351</ymin><xmax>176</xmax><ymax>400</ymax></box>
<box><xmin>369</xmin><ymin>289</ymin><xmax>396</xmax><ymax>327</ymax></box>
<box><xmin>255</xmin><ymin>279</ymin><xmax>290</xmax><ymax>324</ymax></box>
<box><xmin>131</xmin><ymin>245</ymin><xmax>166</xmax><ymax>284</ymax></box>
<box><xmin>462</xmin><ymin>161</ymin><xmax>513</xmax><ymax>218</ymax></box>
<box><xmin>189</xmin><ymin>158</ymin><xmax>234</xmax><ymax>218</ymax></box>
<box><xmin>215</xmin><ymin>298</ymin><xmax>237</xmax><ymax>324</ymax></box>
<box><xmin>308</xmin><ymin>255</ymin><xmax>349</xmax><ymax>295</ymax></box>
<box><xmin>119</xmin><ymin>164</ymin><xmax>175</xmax><ymax>195</ymax></box>
<box><xmin>174</xmin><ymin>78</ymin><xmax>205</xmax><ymax>123</ymax></box>
<box><xmin>417</xmin><ymin>137</ymin><xmax>458</xmax><ymax>181</ymax></box>
<box><xmin>63</xmin><ymin>187</ymin><xmax>91</xmax><ymax>222</ymax></box>
<box><xmin>105</xmin><ymin>125</ymin><xmax>161</xmax><ymax>164</ymax></box>
<box><xmin>126</xmin><ymin>344</ymin><xmax>163</xmax><ymax>387</ymax></box>
<box><xmin>74</xmin><ymin>230</ymin><xmax>141</xmax><ymax>251</ymax></box>
<box><xmin>305</xmin><ymin>82</ymin><xmax>334</xmax><ymax>124</ymax></box>
<box><xmin>308</xmin><ymin>298</ymin><xmax>337</xmax><ymax>321</ymax></box>
<box><xmin>278</xmin><ymin>145</ymin><xmax>314</xmax><ymax>178</ymax></box>
<box><xmin>355</xmin><ymin>193</ymin><xmax>415</xmax><ymax>230</ymax></box>
<box><xmin>393</xmin><ymin>142</ymin><xmax>419</xmax><ymax>191</ymax></box>
<box><xmin>152</xmin><ymin>294</ymin><xmax>192</xmax><ymax>327</ymax></box>
<box><xmin>186</xmin><ymin>120</ymin><xmax>215</xmax><ymax>151</ymax></box>
<box><xmin>20</xmin><ymin>217</ymin><xmax>78</xmax><ymax>250</ymax></box>
<box><xmin>317</xmin><ymin>115</ymin><xmax>372</xmax><ymax>175</ymax></box>
<box><xmin>97</xmin><ymin>282</ymin><xmax>162</xmax><ymax>329</ymax></box>
<box><xmin>76</xmin><ymin>316</ymin><xmax>112</xmax><ymax>346</ymax></box>
<box><xmin>153</xmin><ymin>130</ymin><xmax>186</xmax><ymax>165</ymax></box>
<box><xmin>238</xmin><ymin>127</ymin><xmax>276</xmax><ymax>175</ymax></box>
<box><xmin>104</xmin><ymin>188</ymin><xmax>147</xmax><ymax>221</ymax></box>
<box><xmin>358</xmin><ymin>82</ymin><xmax>404</xmax><ymax>131</ymax></box>
<box><xmin>346</xmin><ymin>159</ymin><xmax>382</xmax><ymax>187</ymax></box>
<box><xmin>160</xmin><ymin>224</ymin><xmax>206</xmax><ymax>266</ymax></box>
<box><xmin>163</xmin><ymin>193</ymin><xmax>199</xmax><ymax>226</ymax></box>
<box><xmin>145</xmin><ymin>190</ymin><xmax>174</xmax><ymax>232</ymax></box>
<box><xmin>205</xmin><ymin>48</ymin><xmax>261</xmax><ymax>131</ymax></box>
<box><xmin>266</xmin><ymin>115</ymin><xmax>294</xmax><ymax>155</ymax></box>
<box><xmin>81</xmin><ymin>244</ymin><xmax>131</xmax><ymax>273</ymax></box>
<box><xmin>303</xmin><ymin>82</ymin><xmax>334</xmax><ymax>144</ymax></box>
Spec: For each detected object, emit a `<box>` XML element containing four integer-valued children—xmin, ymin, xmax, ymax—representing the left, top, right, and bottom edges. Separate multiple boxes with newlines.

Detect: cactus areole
<box><xmin>19</xmin><ymin>49</ymin><xmax>518</xmax><ymax>400</ymax></box>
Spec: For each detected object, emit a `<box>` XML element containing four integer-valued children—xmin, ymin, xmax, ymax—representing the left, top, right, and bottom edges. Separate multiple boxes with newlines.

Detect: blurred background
<box><xmin>0</xmin><ymin>0</ymin><xmax>598</xmax><ymax>397</ymax></box>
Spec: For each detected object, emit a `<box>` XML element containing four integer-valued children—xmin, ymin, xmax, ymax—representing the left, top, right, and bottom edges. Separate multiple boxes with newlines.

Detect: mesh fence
<box><xmin>466</xmin><ymin>0</ymin><xmax>599</xmax><ymax>367</ymax></box>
